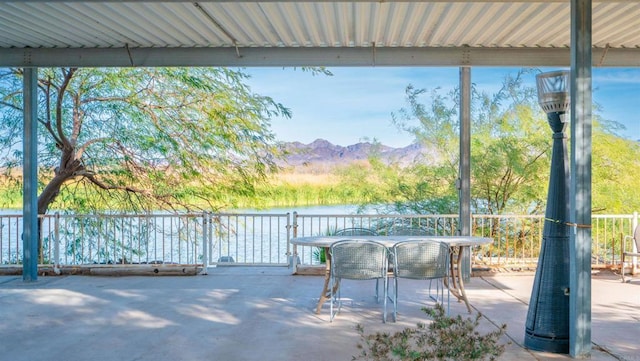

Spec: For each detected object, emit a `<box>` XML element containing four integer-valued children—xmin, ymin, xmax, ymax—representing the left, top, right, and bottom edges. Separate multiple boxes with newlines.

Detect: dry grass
<box><xmin>268</xmin><ymin>172</ymin><xmax>340</xmax><ymax>186</ymax></box>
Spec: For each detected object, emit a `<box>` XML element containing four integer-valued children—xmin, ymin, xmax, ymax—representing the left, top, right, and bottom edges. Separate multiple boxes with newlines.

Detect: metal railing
<box><xmin>291</xmin><ymin>212</ymin><xmax>639</xmax><ymax>268</ymax></box>
<box><xmin>207</xmin><ymin>212</ymin><xmax>291</xmax><ymax>266</ymax></box>
<box><xmin>0</xmin><ymin>212</ymin><xmax>291</xmax><ymax>267</ymax></box>
<box><xmin>1</xmin><ymin>211</ymin><xmax>638</xmax><ymax>270</ymax></box>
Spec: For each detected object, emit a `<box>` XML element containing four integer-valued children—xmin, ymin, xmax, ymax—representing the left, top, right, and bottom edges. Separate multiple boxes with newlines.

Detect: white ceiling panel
<box><xmin>0</xmin><ymin>1</ymin><xmax>638</xmax><ymax>67</ymax></box>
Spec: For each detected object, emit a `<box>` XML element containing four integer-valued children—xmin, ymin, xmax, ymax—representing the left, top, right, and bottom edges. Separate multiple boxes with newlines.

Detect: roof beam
<box><xmin>3</xmin><ymin>46</ymin><xmax>638</xmax><ymax>68</ymax></box>
<box><xmin>1</xmin><ymin>0</ymin><xmax>634</xmax><ymax>3</ymax></box>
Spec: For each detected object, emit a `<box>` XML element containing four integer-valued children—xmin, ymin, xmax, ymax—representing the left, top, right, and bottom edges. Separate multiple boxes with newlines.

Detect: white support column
<box><xmin>570</xmin><ymin>0</ymin><xmax>593</xmax><ymax>357</ymax></box>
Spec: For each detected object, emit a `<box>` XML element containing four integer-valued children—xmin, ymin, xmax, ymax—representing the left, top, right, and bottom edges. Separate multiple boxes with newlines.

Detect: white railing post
<box><xmin>290</xmin><ymin>211</ymin><xmax>298</xmax><ymax>273</ymax></box>
<box><xmin>54</xmin><ymin>212</ymin><xmax>60</xmax><ymax>274</ymax></box>
<box><xmin>632</xmin><ymin>211</ymin><xmax>638</xmax><ymax>273</ymax></box>
<box><xmin>200</xmin><ymin>212</ymin><xmax>209</xmax><ymax>275</ymax></box>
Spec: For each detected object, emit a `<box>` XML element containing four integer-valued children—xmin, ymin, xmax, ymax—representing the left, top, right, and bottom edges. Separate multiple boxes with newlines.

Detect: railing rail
<box><xmin>1</xmin><ymin>211</ymin><xmax>638</xmax><ymax>270</ymax></box>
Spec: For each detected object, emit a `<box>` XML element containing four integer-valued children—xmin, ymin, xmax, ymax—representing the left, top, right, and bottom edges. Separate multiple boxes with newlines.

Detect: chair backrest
<box><xmin>389</xmin><ymin>227</ymin><xmax>425</xmax><ymax>236</ymax></box>
<box><xmin>393</xmin><ymin>240</ymin><xmax>449</xmax><ymax>280</ymax></box>
<box><xmin>334</xmin><ymin>227</ymin><xmax>378</xmax><ymax>236</ymax></box>
<box><xmin>330</xmin><ymin>240</ymin><xmax>388</xmax><ymax>280</ymax></box>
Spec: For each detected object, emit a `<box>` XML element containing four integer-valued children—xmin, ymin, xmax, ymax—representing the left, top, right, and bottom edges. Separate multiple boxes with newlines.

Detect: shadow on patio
<box><xmin>0</xmin><ymin>267</ymin><xmax>637</xmax><ymax>361</ymax></box>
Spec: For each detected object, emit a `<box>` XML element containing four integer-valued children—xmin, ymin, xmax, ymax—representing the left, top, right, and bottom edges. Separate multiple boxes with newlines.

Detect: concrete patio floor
<box><xmin>0</xmin><ymin>267</ymin><xmax>638</xmax><ymax>361</ymax></box>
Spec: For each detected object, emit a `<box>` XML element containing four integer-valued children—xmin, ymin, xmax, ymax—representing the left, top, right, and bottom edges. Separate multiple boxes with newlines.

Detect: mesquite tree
<box><xmin>390</xmin><ymin>70</ymin><xmax>551</xmax><ymax>216</ymax></box>
<box><xmin>0</xmin><ymin>67</ymin><xmax>291</xmax><ymax>214</ymax></box>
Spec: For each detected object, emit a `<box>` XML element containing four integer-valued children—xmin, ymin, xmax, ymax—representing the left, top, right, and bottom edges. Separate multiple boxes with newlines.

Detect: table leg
<box><xmin>446</xmin><ymin>246</ymin><xmax>472</xmax><ymax>313</ymax></box>
<box><xmin>315</xmin><ymin>247</ymin><xmax>340</xmax><ymax>314</ymax></box>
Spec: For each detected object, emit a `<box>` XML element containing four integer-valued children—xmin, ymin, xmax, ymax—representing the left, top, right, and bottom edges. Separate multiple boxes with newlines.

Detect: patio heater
<box><xmin>524</xmin><ymin>70</ymin><xmax>571</xmax><ymax>354</ymax></box>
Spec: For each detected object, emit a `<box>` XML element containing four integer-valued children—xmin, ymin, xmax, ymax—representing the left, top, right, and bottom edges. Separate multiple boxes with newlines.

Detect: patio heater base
<box><xmin>524</xmin><ymin>233</ymin><xmax>570</xmax><ymax>354</ymax></box>
<box><xmin>524</xmin><ymin>333</ymin><xmax>569</xmax><ymax>354</ymax></box>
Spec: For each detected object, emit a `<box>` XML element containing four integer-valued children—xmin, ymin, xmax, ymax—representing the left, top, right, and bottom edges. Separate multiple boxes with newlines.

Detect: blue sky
<box><xmin>243</xmin><ymin>67</ymin><xmax>640</xmax><ymax>148</ymax></box>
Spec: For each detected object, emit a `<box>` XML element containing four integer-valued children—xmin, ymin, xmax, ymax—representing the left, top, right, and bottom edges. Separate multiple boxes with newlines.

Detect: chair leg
<box><xmin>330</xmin><ymin>276</ymin><xmax>340</xmax><ymax>322</ymax></box>
<box><xmin>383</xmin><ymin>274</ymin><xmax>388</xmax><ymax>323</ymax></box>
<box><xmin>621</xmin><ymin>254</ymin><xmax>626</xmax><ymax>283</ymax></box>
<box><xmin>428</xmin><ymin>278</ymin><xmax>450</xmax><ymax>315</ymax></box>
<box><xmin>445</xmin><ymin>279</ymin><xmax>450</xmax><ymax>315</ymax></box>
<box><xmin>329</xmin><ymin>276</ymin><xmax>334</xmax><ymax>322</ymax></box>
<box><xmin>428</xmin><ymin>279</ymin><xmax>435</xmax><ymax>302</ymax></box>
<box><xmin>439</xmin><ymin>278</ymin><xmax>450</xmax><ymax>315</ymax></box>
<box><xmin>392</xmin><ymin>276</ymin><xmax>398</xmax><ymax>322</ymax></box>
<box><xmin>337</xmin><ymin>283</ymin><xmax>342</xmax><ymax>315</ymax></box>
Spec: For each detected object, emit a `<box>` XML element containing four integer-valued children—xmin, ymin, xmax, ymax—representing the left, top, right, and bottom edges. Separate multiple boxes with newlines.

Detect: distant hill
<box><xmin>277</xmin><ymin>139</ymin><xmax>435</xmax><ymax>172</ymax></box>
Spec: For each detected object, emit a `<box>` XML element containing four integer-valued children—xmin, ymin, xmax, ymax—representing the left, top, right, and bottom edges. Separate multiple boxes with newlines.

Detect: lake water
<box><xmin>231</xmin><ymin>204</ymin><xmax>364</xmax><ymax>215</ymax></box>
<box><xmin>0</xmin><ymin>205</ymin><xmax>372</xmax><ymax>265</ymax></box>
<box><xmin>2</xmin><ymin>204</ymin><xmax>367</xmax><ymax>215</ymax></box>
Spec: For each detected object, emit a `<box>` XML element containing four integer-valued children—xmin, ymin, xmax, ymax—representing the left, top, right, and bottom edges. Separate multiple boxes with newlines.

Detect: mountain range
<box><xmin>277</xmin><ymin>139</ymin><xmax>433</xmax><ymax>171</ymax></box>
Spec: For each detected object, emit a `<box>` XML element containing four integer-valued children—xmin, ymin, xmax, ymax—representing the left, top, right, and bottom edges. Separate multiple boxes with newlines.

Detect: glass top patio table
<box><xmin>290</xmin><ymin>235</ymin><xmax>493</xmax><ymax>315</ymax></box>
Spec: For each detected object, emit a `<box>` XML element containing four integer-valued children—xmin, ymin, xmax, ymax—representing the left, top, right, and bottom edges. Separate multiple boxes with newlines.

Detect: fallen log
<box><xmin>293</xmin><ymin>265</ymin><xmax>326</xmax><ymax>276</ymax></box>
<box><xmin>0</xmin><ymin>264</ymin><xmax>204</xmax><ymax>276</ymax></box>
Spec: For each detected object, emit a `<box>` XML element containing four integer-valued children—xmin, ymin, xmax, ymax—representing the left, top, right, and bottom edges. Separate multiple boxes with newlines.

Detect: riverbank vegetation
<box><xmin>0</xmin><ymin>169</ymin><xmax>394</xmax><ymax>210</ymax></box>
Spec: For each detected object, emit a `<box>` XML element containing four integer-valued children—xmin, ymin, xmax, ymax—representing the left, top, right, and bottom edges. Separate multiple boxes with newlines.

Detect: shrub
<box><xmin>353</xmin><ymin>304</ymin><xmax>507</xmax><ymax>361</ymax></box>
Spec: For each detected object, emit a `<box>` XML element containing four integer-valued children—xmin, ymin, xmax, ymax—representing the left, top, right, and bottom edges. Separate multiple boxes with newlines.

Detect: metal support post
<box><xmin>22</xmin><ymin>67</ymin><xmax>38</xmax><ymax>282</ymax></box>
<box><xmin>569</xmin><ymin>0</ymin><xmax>593</xmax><ymax>356</ymax></box>
<box><xmin>458</xmin><ymin>66</ymin><xmax>472</xmax><ymax>282</ymax></box>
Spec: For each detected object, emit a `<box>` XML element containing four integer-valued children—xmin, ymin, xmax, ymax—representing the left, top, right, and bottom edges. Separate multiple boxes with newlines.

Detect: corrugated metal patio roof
<box><xmin>0</xmin><ymin>0</ymin><xmax>638</xmax><ymax>67</ymax></box>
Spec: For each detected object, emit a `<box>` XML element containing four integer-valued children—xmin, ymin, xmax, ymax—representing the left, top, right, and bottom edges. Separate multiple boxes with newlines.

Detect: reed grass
<box><xmin>0</xmin><ymin>171</ymin><xmax>391</xmax><ymax>211</ymax></box>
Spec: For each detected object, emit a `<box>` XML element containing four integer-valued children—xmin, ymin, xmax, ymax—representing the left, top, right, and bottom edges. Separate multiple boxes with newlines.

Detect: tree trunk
<box><xmin>36</xmin><ymin>147</ymin><xmax>83</xmax><ymax>258</ymax></box>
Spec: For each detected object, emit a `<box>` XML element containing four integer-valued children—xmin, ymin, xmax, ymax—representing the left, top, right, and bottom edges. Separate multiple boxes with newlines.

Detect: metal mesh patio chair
<box><xmin>334</xmin><ymin>227</ymin><xmax>386</xmax><ymax>296</ymax></box>
<box><xmin>391</xmin><ymin>240</ymin><xmax>450</xmax><ymax>321</ymax></box>
<box><xmin>621</xmin><ymin>225</ymin><xmax>640</xmax><ymax>282</ymax></box>
<box><xmin>329</xmin><ymin>240</ymin><xmax>390</xmax><ymax>322</ymax></box>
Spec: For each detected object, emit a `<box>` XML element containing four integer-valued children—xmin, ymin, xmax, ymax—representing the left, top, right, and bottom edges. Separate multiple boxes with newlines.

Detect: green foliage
<box><xmin>353</xmin><ymin>304</ymin><xmax>507</xmax><ymax>361</ymax></box>
<box><xmin>380</xmin><ymin>68</ymin><xmax>640</xmax><ymax>216</ymax></box>
<box><xmin>0</xmin><ymin>67</ymin><xmax>292</xmax><ymax>213</ymax></box>
<box><xmin>0</xmin><ymin>177</ymin><xmax>22</xmax><ymax>209</ymax></box>
<box><xmin>591</xmin><ymin>118</ymin><xmax>640</xmax><ymax>213</ymax></box>
<box><xmin>387</xmin><ymin>69</ymin><xmax>552</xmax><ymax>216</ymax></box>
<box><xmin>313</xmin><ymin>247</ymin><xmax>327</xmax><ymax>264</ymax></box>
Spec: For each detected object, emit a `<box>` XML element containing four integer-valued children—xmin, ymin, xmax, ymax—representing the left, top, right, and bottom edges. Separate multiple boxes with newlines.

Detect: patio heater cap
<box><xmin>536</xmin><ymin>70</ymin><xmax>570</xmax><ymax>116</ymax></box>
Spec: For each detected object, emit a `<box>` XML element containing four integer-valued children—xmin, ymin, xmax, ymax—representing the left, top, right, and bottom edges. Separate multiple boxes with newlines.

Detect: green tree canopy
<box><xmin>0</xmin><ymin>67</ymin><xmax>291</xmax><ymax>213</ymax></box>
<box><xmin>591</xmin><ymin>113</ymin><xmax>640</xmax><ymax>214</ymax></box>
<box><xmin>388</xmin><ymin>70</ymin><xmax>551</xmax><ymax>215</ymax></box>
<box><xmin>362</xmin><ymin>69</ymin><xmax>640</xmax><ymax>216</ymax></box>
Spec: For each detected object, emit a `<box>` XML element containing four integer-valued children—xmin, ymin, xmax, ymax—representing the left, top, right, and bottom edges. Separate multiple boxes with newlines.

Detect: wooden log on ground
<box><xmin>0</xmin><ymin>264</ymin><xmax>203</xmax><ymax>276</ymax></box>
<box><xmin>294</xmin><ymin>265</ymin><xmax>326</xmax><ymax>276</ymax></box>
<box><xmin>86</xmin><ymin>264</ymin><xmax>201</xmax><ymax>276</ymax></box>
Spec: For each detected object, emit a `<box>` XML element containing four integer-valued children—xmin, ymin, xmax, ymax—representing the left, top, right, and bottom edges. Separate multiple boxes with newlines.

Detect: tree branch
<box><xmin>84</xmin><ymin>173</ymin><xmax>151</xmax><ymax>195</ymax></box>
<box><xmin>0</xmin><ymin>99</ymin><xmax>22</xmax><ymax>112</ymax></box>
<box><xmin>55</xmin><ymin>68</ymin><xmax>77</xmax><ymax>149</ymax></box>
<box><xmin>75</xmin><ymin>137</ymin><xmax>111</xmax><ymax>160</ymax></box>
